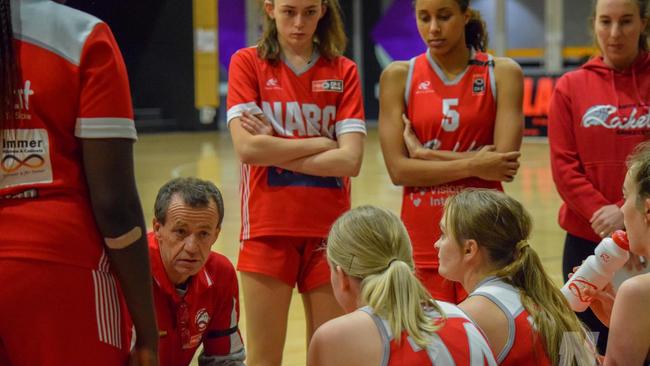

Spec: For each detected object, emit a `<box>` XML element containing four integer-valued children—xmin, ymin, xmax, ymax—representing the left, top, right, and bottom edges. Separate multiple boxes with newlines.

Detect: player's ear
<box><xmin>153</xmin><ymin>218</ymin><xmax>162</xmax><ymax>237</ymax></box>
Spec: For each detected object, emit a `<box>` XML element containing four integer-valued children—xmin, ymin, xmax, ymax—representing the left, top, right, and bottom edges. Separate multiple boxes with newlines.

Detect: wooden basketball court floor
<box><xmin>134</xmin><ymin>127</ymin><xmax>563</xmax><ymax>365</ymax></box>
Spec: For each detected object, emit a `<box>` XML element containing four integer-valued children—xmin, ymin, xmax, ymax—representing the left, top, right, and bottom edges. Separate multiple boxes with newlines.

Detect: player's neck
<box><xmin>279</xmin><ymin>39</ymin><xmax>315</xmax><ymax>70</ymax></box>
<box><xmin>462</xmin><ymin>267</ymin><xmax>494</xmax><ymax>294</ymax></box>
<box><xmin>429</xmin><ymin>44</ymin><xmax>471</xmax><ymax>79</ymax></box>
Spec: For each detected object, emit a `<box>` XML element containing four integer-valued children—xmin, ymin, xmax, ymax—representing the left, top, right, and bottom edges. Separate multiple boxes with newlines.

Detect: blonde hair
<box><xmin>327</xmin><ymin>205</ymin><xmax>442</xmax><ymax>348</ymax></box>
<box><xmin>627</xmin><ymin>141</ymin><xmax>650</xmax><ymax>208</ymax></box>
<box><xmin>257</xmin><ymin>0</ymin><xmax>347</xmax><ymax>62</ymax></box>
<box><xmin>444</xmin><ymin>189</ymin><xmax>597</xmax><ymax>366</ymax></box>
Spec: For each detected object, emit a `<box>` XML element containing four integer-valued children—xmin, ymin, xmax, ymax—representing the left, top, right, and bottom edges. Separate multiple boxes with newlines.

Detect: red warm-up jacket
<box><xmin>549</xmin><ymin>52</ymin><xmax>650</xmax><ymax>242</ymax></box>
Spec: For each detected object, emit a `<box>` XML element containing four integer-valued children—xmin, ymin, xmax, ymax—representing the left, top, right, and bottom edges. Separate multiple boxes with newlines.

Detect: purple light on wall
<box><xmin>219</xmin><ymin>0</ymin><xmax>246</xmax><ymax>69</ymax></box>
<box><xmin>371</xmin><ymin>0</ymin><xmax>423</xmax><ymax>61</ymax></box>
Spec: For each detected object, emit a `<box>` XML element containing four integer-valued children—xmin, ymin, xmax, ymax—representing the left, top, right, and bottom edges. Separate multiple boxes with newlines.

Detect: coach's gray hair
<box><xmin>154</xmin><ymin>177</ymin><xmax>224</xmax><ymax>226</ymax></box>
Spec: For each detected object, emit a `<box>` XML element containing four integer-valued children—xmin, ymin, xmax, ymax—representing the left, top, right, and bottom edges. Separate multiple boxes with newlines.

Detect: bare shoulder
<box><xmin>309</xmin><ymin>312</ymin><xmax>382</xmax><ymax>366</ymax></box>
<box><xmin>494</xmin><ymin>57</ymin><xmax>523</xmax><ymax>73</ymax></box>
<box><xmin>493</xmin><ymin>57</ymin><xmax>523</xmax><ymax>80</ymax></box>
<box><xmin>380</xmin><ymin>61</ymin><xmax>410</xmax><ymax>85</ymax></box>
<box><xmin>618</xmin><ymin>273</ymin><xmax>650</xmax><ymax>302</ymax></box>
<box><xmin>460</xmin><ymin>295</ymin><xmax>503</xmax><ymax>319</ymax></box>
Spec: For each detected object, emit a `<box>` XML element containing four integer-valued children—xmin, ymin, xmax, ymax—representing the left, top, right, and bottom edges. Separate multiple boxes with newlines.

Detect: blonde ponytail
<box><xmin>327</xmin><ymin>205</ymin><xmax>442</xmax><ymax>347</ymax></box>
<box><xmin>445</xmin><ymin>189</ymin><xmax>597</xmax><ymax>366</ymax></box>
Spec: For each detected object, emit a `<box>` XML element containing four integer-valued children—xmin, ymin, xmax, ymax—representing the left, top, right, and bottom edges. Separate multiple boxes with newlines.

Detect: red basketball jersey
<box><xmin>402</xmin><ymin>50</ymin><xmax>502</xmax><ymax>267</ymax></box>
<box><xmin>1</xmin><ymin>0</ymin><xmax>136</xmax><ymax>269</ymax></box>
<box><xmin>469</xmin><ymin>277</ymin><xmax>552</xmax><ymax>366</ymax></box>
<box><xmin>226</xmin><ymin>47</ymin><xmax>365</xmax><ymax>240</ymax></box>
<box><xmin>360</xmin><ymin>301</ymin><xmax>497</xmax><ymax>365</ymax></box>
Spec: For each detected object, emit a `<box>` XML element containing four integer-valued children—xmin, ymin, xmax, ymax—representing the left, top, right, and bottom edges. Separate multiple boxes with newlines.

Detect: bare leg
<box><xmin>301</xmin><ymin>283</ymin><xmax>344</xmax><ymax>346</ymax></box>
<box><xmin>241</xmin><ymin>272</ymin><xmax>293</xmax><ymax>366</ymax></box>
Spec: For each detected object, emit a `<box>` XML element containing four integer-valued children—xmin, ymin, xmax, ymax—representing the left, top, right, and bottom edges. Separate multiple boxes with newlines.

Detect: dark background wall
<box><xmin>66</xmin><ymin>0</ymin><xmax>208</xmax><ymax>131</ymax></box>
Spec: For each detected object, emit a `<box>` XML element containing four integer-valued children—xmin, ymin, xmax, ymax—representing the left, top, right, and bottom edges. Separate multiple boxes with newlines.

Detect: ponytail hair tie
<box><xmin>385</xmin><ymin>257</ymin><xmax>399</xmax><ymax>270</ymax></box>
<box><xmin>516</xmin><ymin>240</ymin><xmax>530</xmax><ymax>252</ymax></box>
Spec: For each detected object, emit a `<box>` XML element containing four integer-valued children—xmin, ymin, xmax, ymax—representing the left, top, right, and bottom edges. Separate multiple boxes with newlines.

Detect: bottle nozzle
<box><xmin>612</xmin><ymin>230</ymin><xmax>630</xmax><ymax>251</ymax></box>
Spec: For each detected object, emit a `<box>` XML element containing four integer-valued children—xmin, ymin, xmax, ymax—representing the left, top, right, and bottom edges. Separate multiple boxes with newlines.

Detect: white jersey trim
<box><xmin>240</xmin><ymin>164</ymin><xmax>251</xmax><ymax>240</ymax></box>
<box><xmin>487</xmin><ymin>54</ymin><xmax>497</xmax><ymax>101</ymax></box>
<box><xmin>75</xmin><ymin>117</ymin><xmax>138</xmax><ymax>140</ymax></box>
<box><xmin>227</xmin><ymin>102</ymin><xmax>264</xmax><ymax>127</ymax></box>
<box><xmin>469</xmin><ymin>277</ymin><xmax>522</xmax><ymax>363</ymax></box>
<box><xmin>92</xmin><ymin>255</ymin><xmax>123</xmax><ymax>350</ymax></box>
<box><xmin>358</xmin><ymin>306</ymin><xmax>391</xmax><ymax>366</ymax></box>
<box><xmin>335</xmin><ymin>118</ymin><xmax>367</xmax><ymax>136</ymax></box>
<box><xmin>11</xmin><ymin>0</ymin><xmax>101</xmax><ymax>66</ymax></box>
<box><xmin>404</xmin><ymin>57</ymin><xmax>416</xmax><ymax>107</ymax></box>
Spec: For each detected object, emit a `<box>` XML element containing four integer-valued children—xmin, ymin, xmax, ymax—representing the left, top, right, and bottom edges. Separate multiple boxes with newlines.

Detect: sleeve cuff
<box><xmin>335</xmin><ymin>118</ymin><xmax>366</xmax><ymax>136</ymax></box>
<box><xmin>75</xmin><ymin>117</ymin><xmax>137</xmax><ymax>140</ymax></box>
<box><xmin>226</xmin><ymin>102</ymin><xmax>263</xmax><ymax>127</ymax></box>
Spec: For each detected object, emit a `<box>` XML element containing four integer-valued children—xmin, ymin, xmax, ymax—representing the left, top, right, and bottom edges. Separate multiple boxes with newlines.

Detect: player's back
<box><xmin>2</xmin><ymin>0</ymin><xmax>135</xmax><ymax>269</ymax></box>
<box><xmin>360</xmin><ymin>302</ymin><xmax>497</xmax><ymax>366</ymax></box>
<box><xmin>469</xmin><ymin>277</ymin><xmax>552</xmax><ymax>366</ymax></box>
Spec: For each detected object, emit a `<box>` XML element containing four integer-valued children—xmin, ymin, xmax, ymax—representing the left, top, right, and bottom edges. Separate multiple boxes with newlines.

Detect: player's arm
<box><xmin>235</xmin><ymin>60</ymin><xmax>365</xmax><ymax>177</ymax></box>
<box><xmin>78</xmin><ymin>23</ymin><xmax>157</xmax><ymax>364</ymax></box>
<box><xmin>229</xmin><ymin>118</ymin><xmax>336</xmax><ymax>166</ymax></box>
<box><xmin>548</xmin><ymin>76</ymin><xmax>610</xmax><ymax>222</ymax></box>
<box><xmin>273</xmin><ymin>132</ymin><xmax>364</xmax><ymax>177</ymax></box>
<box><xmin>603</xmin><ymin>275</ymin><xmax>650</xmax><ymax>366</ymax></box>
<box><xmin>198</xmin><ymin>263</ymin><xmax>245</xmax><ymax>366</ymax></box>
<box><xmin>378</xmin><ymin>62</ymin><xmax>519</xmax><ymax>186</ymax></box>
<box><xmin>402</xmin><ymin>113</ymin><xmax>485</xmax><ymax>161</ymax></box>
<box><xmin>82</xmin><ymin>139</ymin><xmax>159</xmax><ymax>359</ymax></box>
<box><xmin>226</xmin><ymin>50</ymin><xmax>336</xmax><ymax>166</ymax></box>
<box><xmin>492</xmin><ymin>57</ymin><xmax>524</xmax><ymax>153</ymax></box>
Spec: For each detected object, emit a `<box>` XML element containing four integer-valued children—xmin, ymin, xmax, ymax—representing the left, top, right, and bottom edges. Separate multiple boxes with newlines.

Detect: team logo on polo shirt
<box><xmin>472</xmin><ymin>75</ymin><xmax>486</xmax><ymax>95</ymax></box>
<box><xmin>195</xmin><ymin>308</ymin><xmax>210</xmax><ymax>331</ymax></box>
<box><xmin>312</xmin><ymin>79</ymin><xmax>344</xmax><ymax>93</ymax></box>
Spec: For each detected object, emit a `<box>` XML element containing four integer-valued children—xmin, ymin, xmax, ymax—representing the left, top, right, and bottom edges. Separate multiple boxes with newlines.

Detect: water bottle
<box><xmin>560</xmin><ymin>230</ymin><xmax>630</xmax><ymax>312</ymax></box>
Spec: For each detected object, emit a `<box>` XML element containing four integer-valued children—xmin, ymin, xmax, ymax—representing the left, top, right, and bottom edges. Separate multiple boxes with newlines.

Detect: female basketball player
<box><xmin>583</xmin><ymin>141</ymin><xmax>650</xmax><ymax>365</ymax></box>
<box><xmin>437</xmin><ymin>189</ymin><xmax>597</xmax><ymax>365</ymax></box>
<box><xmin>378</xmin><ymin>0</ymin><xmax>523</xmax><ymax>303</ymax></box>
<box><xmin>226</xmin><ymin>0</ymin><xmax>366</xmax><ymax>364</ymax></box>
<box><xmin>308</xmin><ymin>205</ymin><xmax>497</xmax><ymax>365</ymax></box>
<box><xmin>548</xmin><ymin>0</ymin><xmax>650</xmax><ymax>353</ymax></box>
<box><xmin>0</xmin><ymin>0</ymin><xmax>158</xmax><ymax>364</ymax></box>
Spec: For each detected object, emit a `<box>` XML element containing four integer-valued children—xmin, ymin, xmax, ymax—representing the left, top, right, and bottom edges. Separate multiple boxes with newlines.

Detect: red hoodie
<box><xmin>549</xmin><ymin>52</ymin><xmax>650</xmax><ymax>242</ymax></box>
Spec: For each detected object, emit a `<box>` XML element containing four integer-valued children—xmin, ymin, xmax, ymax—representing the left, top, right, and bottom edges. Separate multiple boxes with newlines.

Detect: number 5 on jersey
<box><xmin>441</xmin><ymin>98</ymin><xmax>460</xmax><ymax>132</ymax></box>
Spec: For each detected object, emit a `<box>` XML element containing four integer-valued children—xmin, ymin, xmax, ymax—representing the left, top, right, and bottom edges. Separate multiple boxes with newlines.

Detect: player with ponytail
<box><xmin>308</xmin><ymin>205</ymin><xmax>496</xmax><ymax>366</ymax></box>
<box><xmin>437</xmin><ymin>189</ymin><xmax>597</xmax><ymax>365</ymax></box>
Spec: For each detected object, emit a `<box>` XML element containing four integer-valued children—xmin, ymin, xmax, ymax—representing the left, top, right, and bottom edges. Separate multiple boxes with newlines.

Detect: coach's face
<box><xmin>153</xmin><ymin>194</ymin><xmax>221</xmax><ymax>285</ymax></box>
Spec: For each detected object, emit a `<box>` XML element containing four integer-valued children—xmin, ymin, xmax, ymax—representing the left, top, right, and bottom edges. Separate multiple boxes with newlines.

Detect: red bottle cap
<box><xmin>611</xmin><ymin>230</ymin><xmax>630</xmax><ymax>251</ymax></box>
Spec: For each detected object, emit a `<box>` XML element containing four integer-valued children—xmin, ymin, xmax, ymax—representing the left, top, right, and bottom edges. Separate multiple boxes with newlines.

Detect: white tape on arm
<box><xmin>105</xmin><ymin>227</ymin><xmax>143</xmax><ymax>249</ymax></box>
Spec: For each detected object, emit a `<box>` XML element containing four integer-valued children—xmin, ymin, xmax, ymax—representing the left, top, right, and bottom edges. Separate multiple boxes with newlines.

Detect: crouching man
<box><xmin>149</xmin><ymin>177</ymin><xmax>245</xmax><ymax>365</ymax></box>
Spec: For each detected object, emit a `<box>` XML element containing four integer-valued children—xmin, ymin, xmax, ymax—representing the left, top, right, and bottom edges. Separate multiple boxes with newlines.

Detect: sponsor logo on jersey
<box><xmin>472</xmin><ymin>75</ymin><xmax>485</xmax><ymax>95</ymax></box>
<box><xmin>261</xmin><ymin>101</ymin><xmax>337</xmax><ymax>138</ymax></box>
<box><xmin>582</xmin><ymin>105</ymin><xmax>650</xmax><ymax>131</ymax></box>
<box><xmin>195</xmin><ymin>308</ymin><xmax>210</xmax><ymax>332</ymax></box>
<box><xmin>1</xmin><ymin>129</ymin><xmax>53</xmax><ymax>190</ymax></box>
<box><xmin>13</xmin><ymin>80</ymin><xmax>35</xmax><ymax>120</ymax></box>
<box><xmin>312</xmin><ymin>79</ymin><xmax>343</xmax><ymax>92</ymax></box>
<box><xmin>265</xmin><ymin>77</ymin><xmax>281</xmax><ymax>90</ymax></box>
<box><xmin>1</xmin><ymin>188</ymin><xmax>39</xmax><ymax>199</ymax></box>
<box><xmin>415</xmin><ymin>80</ymin><xmax>435</xmax><ymax>94</ymax></box>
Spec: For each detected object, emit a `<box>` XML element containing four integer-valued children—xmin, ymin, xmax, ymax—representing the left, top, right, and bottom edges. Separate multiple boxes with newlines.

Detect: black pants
<box><xmin>562</xmin><ymin>233</ymin><xmax>609</xmax><ymax>354</ymax></box>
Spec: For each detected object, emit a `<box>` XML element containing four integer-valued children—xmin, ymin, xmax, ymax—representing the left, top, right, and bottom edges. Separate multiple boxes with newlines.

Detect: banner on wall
<box><xmin>523</xmin><ymin>75</ymin><xmax>559</xmax><ymax>137</ymax></box>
